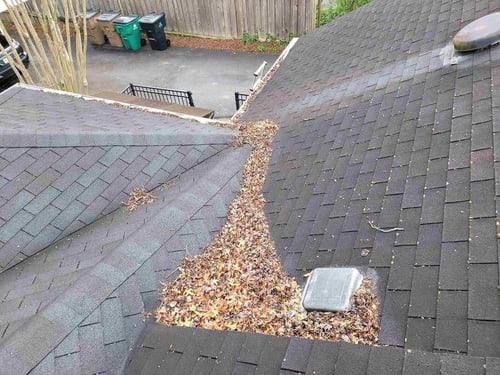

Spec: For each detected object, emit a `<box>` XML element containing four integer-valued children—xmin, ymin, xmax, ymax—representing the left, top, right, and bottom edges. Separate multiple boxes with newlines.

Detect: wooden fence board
<box><xmin>298</xmin><ymin>0</ymin><xmax>305</xmax><ymax>35</ymax></box>
<box><xmin>242</xmin><ymin>0</ymin><xmax>250</xmax><ymax>36</ymax></box>
<box><xmin>211</xmin><ymin>1</ymin><xmax>219</xmax><ymax>37</ymax></box>
<box><xmin>258</xmin><ymin>0</ymin><xmax>263</xmax><ymax>36</ymax></box>
<box><xmin>185</xmin><ymin>0</ymin><xmax>196</xmax><ymax>35</ymax></box>
<box><xmin>286</xmin><ymin>0</ymin><xmax>291</xmax><ymax>35</ymax></box>
<box><xmin>267</xmin><ymin>0</ymin><xmax>272</xmax><ymax>36</ymax></box>
<box><xmin>227</xmin><ymin>0</ymin><xmax>237</xmax><ymax>38</ymax></box>
<box><xmin>178</xmin><ymin>0</ymin><xmax>187</xmax><ymax>34</ymax></box>
<box><xmin>84</xmin><ymin>0</ymin><xmax>319</xmax><ymax>39</ymax></box>
<box><xmin>166</xmin><ymin>0</ymin><xmax>178</xmax><ymax>33</ymax></box>
<box><xmin>235</xmin><ymin>0</ymin><xmax>243</xmax><ymax>37</ymax></box>
<box><xmin>277</xmin><ymin>0</ymin><xmax>283</xmax><ymax>35</ymax></box>
<box><xmin>221</xmin><ymin>0</ymin><xmax>230</xmax><ymax>38</ymax></box>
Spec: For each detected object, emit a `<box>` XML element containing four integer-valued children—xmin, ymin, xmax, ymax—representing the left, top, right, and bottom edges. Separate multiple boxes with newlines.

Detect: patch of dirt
<box><xmin>168</xmin><ymin>34</ymin><xmax>286</xmax><ymax>54</ymax></box>
<box><xmin>155</xmin><ymin>120</ymin><xmax>379</xmax><ymax>345</ymax></box>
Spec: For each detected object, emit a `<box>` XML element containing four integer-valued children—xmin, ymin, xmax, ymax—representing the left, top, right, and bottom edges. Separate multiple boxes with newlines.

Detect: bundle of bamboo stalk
<box><xmin>0</xmin><ymin>0</ymin><xmax>88</xmax><ymax>94</ymax></box>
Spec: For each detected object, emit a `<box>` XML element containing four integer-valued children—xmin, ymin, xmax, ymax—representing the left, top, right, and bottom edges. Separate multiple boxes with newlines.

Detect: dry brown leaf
<box><xmin>124</xmin><ymin>187</ymin><xmax>155</xmax><ymax>211</ymax></box>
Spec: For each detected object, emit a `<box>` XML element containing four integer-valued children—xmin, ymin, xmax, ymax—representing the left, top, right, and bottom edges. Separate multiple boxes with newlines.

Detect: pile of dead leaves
<box><xmin>124</xmin><ymin>187</ymin><xmax>155</xmax><ymax>212</ymax></box>
<box><xmin>156</xmin><ymin>120</ymin><xmax>379</xmax><ymax>344</ymax></box>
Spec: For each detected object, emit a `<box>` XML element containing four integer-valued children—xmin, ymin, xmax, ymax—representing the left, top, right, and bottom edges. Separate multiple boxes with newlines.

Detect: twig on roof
<box><xmin>367</xmin><ymin>220</ymin><xmax>404</xmax><ymax>233</ymax></box>
<box><xmin>161</xmin><ymin>178</ymin><xmax>178</xmax><ymax>190</ymax></box>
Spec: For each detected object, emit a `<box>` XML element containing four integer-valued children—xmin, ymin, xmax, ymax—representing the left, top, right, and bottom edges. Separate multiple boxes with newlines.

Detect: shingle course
<box><xmin>0</xmin><ymin>140</ymin><xmax>248</xmax><ymax>373</ymax></box>
<box><xmin>3</xmin><ymin>0</ymin><xmax>500</xmax><ymax>372</ymax></box>
<box><xmin>242</xmin><ymin>0</ymin><xmax>500</xmax><ymax>360</ymax></box>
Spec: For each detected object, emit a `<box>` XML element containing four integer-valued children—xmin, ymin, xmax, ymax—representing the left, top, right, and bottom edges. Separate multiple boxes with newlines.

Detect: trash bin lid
<box><xmin>113</xmin><ymin>15</ymin><xmax>139</xmax><ymax>24</ymax></box>
<box><xmin>139</xmin><ymin>12</ymin><xmax>165</xmax><ymax>24</ymax></box>
<box><xmin>86</xmin><ymin>9</ymin><xmax>100</xmax><ymax>19</ymax></box>
<box><xmin>96</xmin><ymin>11</ymin><xmax>120</xmax><ymax>22</ymax></box>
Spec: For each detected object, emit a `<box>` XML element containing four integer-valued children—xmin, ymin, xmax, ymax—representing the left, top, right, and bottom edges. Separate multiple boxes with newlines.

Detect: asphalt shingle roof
<box><xmin>0</xmin><ymin>85</ymin><xmax>227</xmax><ymax>147</ymax></box>
<box><xmin>0</xmin><ymin>85</ymin><xmax>236</xmax><ymax>273</ymax></box>
<box><xmin>125</xmin><ymin>0</ymin><xmax>500</xmax><ymax>370</ymax></box>
<box><xmin>237</xmin><ymin>0</ymin><xmax>500</xmax><ymax>359</ymax></box>
<box><xmin>0</xmin><ymin>85</ymin><xmax>250</xmax><ymax>374</ymax></box>
<box><xmin>3</xmin><ymin>0</ymin><xmax>500</xmax><ymax>371</ymax></box>
<box><xmin>126</xmin><ymin>323</ymin><xmax>500</xmax><ymax>374</ymax></box>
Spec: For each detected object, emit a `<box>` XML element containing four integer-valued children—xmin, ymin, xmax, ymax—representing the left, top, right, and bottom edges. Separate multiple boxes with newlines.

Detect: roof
<box><xmin>239</xmin><ymin>0</ymin><xmax>500</xmax><ymax>359</ymax></box>
<box><xmin>127</xmin><ymin>0</ymin><xmax>499</xmax><ymax>373</ymax></box>
<box><xmin>0</xmin><ymin>85</ymin><xmax>235</xmax><ymax>272</ymax></box>
<box><xmin>3</xmin><ymin>0</ymin><xmax>500</xmax><ymax>371</ymax></box>
<box><xmin>127</xmin><ymin>323</ymin><xmax>500</xmax><ymax>375</ymax></box>
<box><xmin>0</xmin><ymin>85</ymin><xmax>250</xmax><ymax>373</ymax></box>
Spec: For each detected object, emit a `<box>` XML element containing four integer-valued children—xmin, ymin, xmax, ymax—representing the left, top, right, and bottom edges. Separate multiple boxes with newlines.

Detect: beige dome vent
<box><xmin>453</xmin><ymin>12</ymin><xmax>500</xmax><ymax>52</ymax></box>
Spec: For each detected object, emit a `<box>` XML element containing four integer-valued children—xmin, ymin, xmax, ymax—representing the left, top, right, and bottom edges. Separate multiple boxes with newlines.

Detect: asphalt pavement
<box><xmin>86</xmin><ymin>44</ymin><xmax>278</xmax><ymax>118</ymax></box>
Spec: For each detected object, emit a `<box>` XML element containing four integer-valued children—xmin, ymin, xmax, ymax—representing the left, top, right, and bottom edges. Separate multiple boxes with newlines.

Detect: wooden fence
<box><xmin>83</xmin><ymin>0</ymin><xmax>320</xmax><ymax>39</ymax></box>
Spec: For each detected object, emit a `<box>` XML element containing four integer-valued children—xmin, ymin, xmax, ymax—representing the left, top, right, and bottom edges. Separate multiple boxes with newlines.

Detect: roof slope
<box><xmin>0</xmin><ymin>85</ymin><xmax>233</xmax><ymax>272</ymax></box>
<box><xmin>0</xmin><ymin>85</ymin><xmax>250</xmax><ymax>374</ymax></box>
<box><xmin>239</xmin><ymin>0</ymin><xmax>500</xmax><ymax>359</ymax></box>
<box><xmin>126</xmin><ymin>323</ymin><xmax>500</xmax><ymax>374</ymax></box>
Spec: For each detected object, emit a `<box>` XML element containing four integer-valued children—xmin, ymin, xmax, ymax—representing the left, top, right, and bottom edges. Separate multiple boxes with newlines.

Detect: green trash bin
<box><xmin>113</xmin><ymin>15</ymin><xmax>141</xmax><ymax>51</ymax></box>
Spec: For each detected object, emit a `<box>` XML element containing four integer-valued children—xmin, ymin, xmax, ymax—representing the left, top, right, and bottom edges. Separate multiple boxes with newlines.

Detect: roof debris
<box><xmin>156</xmin><ymin>120</ymin><xmax>379</xmax><ymax>344</ymax></box>
<box><xmin>368</xmin><ymin>219</ymin><xmax>405</xmax><ymax>233</ymax></box>
<box><xmin>161</xmin><ymin>178</ymin><xmax>178</xmax><ymax>190</ymax></box>
<box><xmin>124</xmin><ymin>187</ymin><xmax>156</xmax><ymax>211</ymax></box>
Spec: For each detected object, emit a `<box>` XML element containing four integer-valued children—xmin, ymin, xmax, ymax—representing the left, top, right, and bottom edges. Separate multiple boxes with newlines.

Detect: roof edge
<box><xmin>13</xmin><ymin>83</ymin><xmax>234</xmax><ymax>127</ymax></box>
<box><xmin>232</xmin><ymin>37</ymin><xmax>299</xmax><ymax>122</ymax></box>
<box><xmin>126</xmin><ymin>323</ymin><xmax>500</xmax><ymax>374</ymax></box>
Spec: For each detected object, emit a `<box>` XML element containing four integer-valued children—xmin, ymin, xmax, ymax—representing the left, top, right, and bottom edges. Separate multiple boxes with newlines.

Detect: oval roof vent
<box><xmin>453</xmin><ymin>12</ymin><xmax>500</xmax><ymax>52</ymax></box>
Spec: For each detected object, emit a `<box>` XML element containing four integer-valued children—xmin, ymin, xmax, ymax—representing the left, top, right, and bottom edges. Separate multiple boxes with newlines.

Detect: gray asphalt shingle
<box><xmin>0</xmin><ymin>85</ymin><xmax>245</xmax><ymax>374</ymax></box>
<box><xmin>3</xmin><ymin>0</ymin><xmax>500</xmax><ymax>372</ymax></box>
<box><xmin>0</xmin><ymin>88</ymin><xmax>235</xmax><ymax>274</ymax></box>
<box><xmin>239</xmin><ymin>0</ymin><xmax>500</xmax><ymax>361</ymax></box>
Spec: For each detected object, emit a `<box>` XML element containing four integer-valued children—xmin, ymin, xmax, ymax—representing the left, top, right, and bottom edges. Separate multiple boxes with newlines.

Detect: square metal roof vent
<box><xmin>301</xmin><ymin>268</ymin><xmax>363</xmax><ymax>312</ymax></box>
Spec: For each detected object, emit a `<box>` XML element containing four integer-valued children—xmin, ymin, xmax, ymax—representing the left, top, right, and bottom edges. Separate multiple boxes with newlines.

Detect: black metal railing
<box><xmin>122</xmin><ymin>83</ymin><xmax>195</xmax><ymax>107</ymax></box>
<box><xmin>235</xmin><ymin>92</ymin><xmax>249</xmax><ymax>111</ymax></box>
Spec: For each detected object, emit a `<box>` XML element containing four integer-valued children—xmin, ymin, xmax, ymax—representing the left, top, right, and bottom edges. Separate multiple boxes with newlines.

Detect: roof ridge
<box><xmin>0</xmin><ymin>84</ymin><xmax>237</xmax><ymax>148</ymax></box>
<box><xmin>0</xmin><ymin>129</ymin><xmax>235</xmax><ymax>148</ymax></box>
<box><xmin>13</xmin><ymin>83</ymin><xmax>232</xmax><ymax>127</ymax></box>
<box><xmin>0</xmin><ymin>145</ymin><xmax>251</xmax><ymax>374</ymax></box>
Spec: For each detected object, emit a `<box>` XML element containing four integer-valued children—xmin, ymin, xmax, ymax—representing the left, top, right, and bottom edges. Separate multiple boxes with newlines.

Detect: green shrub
<box><xmin>241</xmin><ymin>32</ymin><xmax>259</xmax><ymax>44</ymax></box>
<box><xmin>319</xmin><ymin>0</ymin><xmax>371</xmax><ymax>26</ymax></box>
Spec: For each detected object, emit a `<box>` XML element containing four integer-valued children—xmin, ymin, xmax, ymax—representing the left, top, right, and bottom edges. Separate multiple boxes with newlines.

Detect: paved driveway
<box><xmin>87</xmin><ymin>45</ymin><xmax>278</xmax><ymax>118</ymax></box>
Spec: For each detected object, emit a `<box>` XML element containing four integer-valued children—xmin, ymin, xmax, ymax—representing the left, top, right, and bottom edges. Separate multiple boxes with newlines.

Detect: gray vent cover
<box><xmin>453</xmin><ymin>12</ymin><xmax>500</xmax><ymax>52</ymax></box>
<box><xmin>301</xmin><ymin>268</ymin><xmax>363</xmax><ymax>312</ymax></box>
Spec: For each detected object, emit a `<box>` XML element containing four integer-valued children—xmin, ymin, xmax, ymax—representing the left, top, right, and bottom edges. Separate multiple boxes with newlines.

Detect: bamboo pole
<box><xmin>0</xmin><ymin>0</ymin><xmax>88</xmax><ymax>94</ymax></box>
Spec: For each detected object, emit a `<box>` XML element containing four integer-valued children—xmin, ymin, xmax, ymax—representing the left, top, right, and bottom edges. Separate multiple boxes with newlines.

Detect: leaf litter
<box><xmin>155</xmin><ymin>120</ymin><xmax>379</xmax><ymax>344</ymax></box>
<box><xmin>124</xmin><ymin>187</ymin><xmax>155</xmax><ymax>212</ymax></box>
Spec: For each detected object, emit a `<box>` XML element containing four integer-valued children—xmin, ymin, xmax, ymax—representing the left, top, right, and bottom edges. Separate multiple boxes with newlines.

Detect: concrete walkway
<box><xmin>86</xmin><ymin>45</ymin><xmax>278</xmax><ymax>118</ymax></box>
